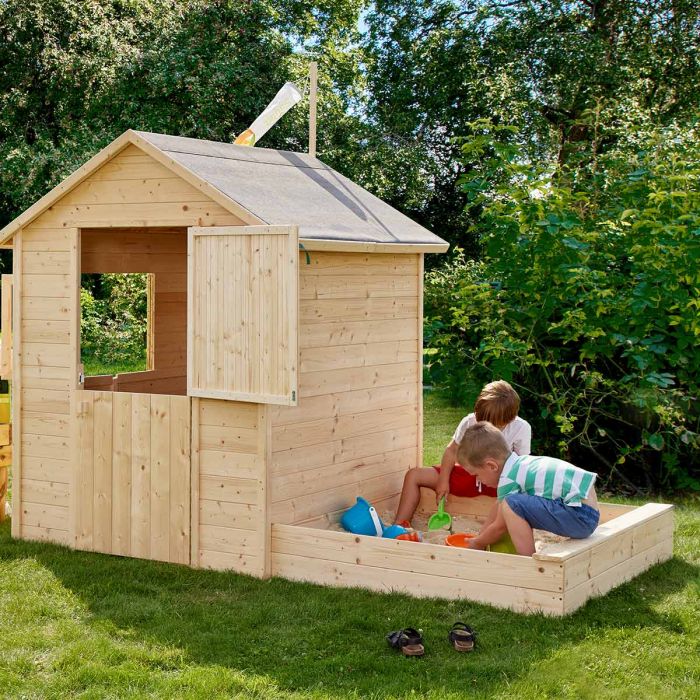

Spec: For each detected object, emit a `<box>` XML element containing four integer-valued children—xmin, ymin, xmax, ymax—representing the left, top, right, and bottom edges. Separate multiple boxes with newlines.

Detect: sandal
<box><xmin>386</xmin><ymin>627</ymin><xmax>425</xmax><ymax>657</ymax></box>
<box><xmin>448</xmin><ymin>622</ymin><xmax>476</xmax><ymax>652</ymax></box>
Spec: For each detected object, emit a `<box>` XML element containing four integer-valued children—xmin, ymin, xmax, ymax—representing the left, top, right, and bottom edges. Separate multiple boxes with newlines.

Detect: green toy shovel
<box><xmin>428</xmin><ymin>497</ymin><xmax>452</xmax><ymax>531</ymax></box>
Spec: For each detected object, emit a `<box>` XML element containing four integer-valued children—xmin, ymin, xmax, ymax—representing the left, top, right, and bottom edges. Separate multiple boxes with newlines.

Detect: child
<box><xmin>457</xmin><ymin>422</ymin><xmax>600</xmax><ymax>556</ymax></box>
<box><xmin>394</xmin><ymin>380</ymin><xmax>531</xmax><ymax>527</ymax></box>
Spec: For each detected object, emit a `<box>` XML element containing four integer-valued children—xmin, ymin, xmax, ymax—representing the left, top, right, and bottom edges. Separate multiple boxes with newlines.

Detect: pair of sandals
<box><xmin>386</xmin><ymin>622</ymin><xmax>476</xmax><ymax>657</ymax></box>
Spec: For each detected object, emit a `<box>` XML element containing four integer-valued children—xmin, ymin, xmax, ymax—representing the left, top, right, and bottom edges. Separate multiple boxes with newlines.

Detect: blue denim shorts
<box><xmin>505</xmin><ymin>493</ymin><xmax>600</xmax><ymax>539</ymax></box>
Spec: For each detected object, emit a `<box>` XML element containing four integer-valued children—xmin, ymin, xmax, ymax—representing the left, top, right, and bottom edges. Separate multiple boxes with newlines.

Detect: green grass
<box><xmin>1</xmin><ymin>392</ymin><xmax>699</xmax><ymax>699</ymax></box>
<box><xmin>82</xmin><ymin>356</ymin><xmax>147</xmax><ymax>377</ymax></box>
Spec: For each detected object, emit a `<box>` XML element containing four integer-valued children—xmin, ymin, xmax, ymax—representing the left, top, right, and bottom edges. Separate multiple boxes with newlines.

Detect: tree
<box><xmin>360</xmin><ymin>0</ymin><xmax>700</xmax><ymax>252</ymax></box>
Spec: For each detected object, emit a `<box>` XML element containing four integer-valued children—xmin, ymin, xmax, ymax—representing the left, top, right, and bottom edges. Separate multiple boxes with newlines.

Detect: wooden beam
<box><xmin>299</xmin><ymin>238</ymin><xmax>449</xmax><ymax>254</ymax></box>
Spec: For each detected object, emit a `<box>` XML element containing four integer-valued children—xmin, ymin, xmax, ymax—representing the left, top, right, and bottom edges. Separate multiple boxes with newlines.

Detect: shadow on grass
<box><xmin>1</xmin><ymin>520</ymin><xmax>697</xmax><ymax>698</ymax></box>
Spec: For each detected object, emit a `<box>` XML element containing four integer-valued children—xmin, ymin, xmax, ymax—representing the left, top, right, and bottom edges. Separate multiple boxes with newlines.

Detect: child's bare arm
<box><xmin>479</xmin><ymin>500</ymin><xmax>500</xmax><ymax>531</ymax></box>
<box><xmin>436</xmin><ymin>441</ymin><xmax>458</xmax><ymax>503</ymax></box>
<box><xmin>470</xmin><ymin>502</ymin><xmax>507</xmax><ymax>549</ymax></box>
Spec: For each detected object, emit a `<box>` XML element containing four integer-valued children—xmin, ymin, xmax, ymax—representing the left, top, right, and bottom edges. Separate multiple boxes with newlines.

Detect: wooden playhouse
<box><xmin>0</xmin><ymin>130</ymin><xmax>673</xmax><ymax>615</ymax></box>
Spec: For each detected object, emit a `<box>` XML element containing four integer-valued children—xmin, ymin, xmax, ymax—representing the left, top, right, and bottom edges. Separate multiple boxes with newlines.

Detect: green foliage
<box><xmin>0</xmin><ymin>0</ymin><xmax>366</xmax><ymax>232</ymax></box>
<box><xmin>425</xmin><ymin>118</ymin><xmax>700</xmax><ymax>492</ymax></box>
<box><xmin>80</xmin><ymin>273</ymin><xmax>148</xmax><ymax>373</ymax></box>
<box><xmin>360</xmin><ymin>0</ymin><xmax>700</xmax><ymax>257</ymax></box>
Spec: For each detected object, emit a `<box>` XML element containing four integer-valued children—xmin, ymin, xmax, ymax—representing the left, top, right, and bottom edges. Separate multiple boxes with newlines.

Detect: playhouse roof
<box><xmin>0</xmin><ymin>130</ymin><xmax>449</xmax><ymax>252</ymax></box>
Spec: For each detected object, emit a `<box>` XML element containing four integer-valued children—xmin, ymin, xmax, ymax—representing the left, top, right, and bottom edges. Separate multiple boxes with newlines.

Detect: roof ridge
<box><xmin>160</xmin><ymin>147</ymin><xmax>331</xmax><ymax>171</ymax></box>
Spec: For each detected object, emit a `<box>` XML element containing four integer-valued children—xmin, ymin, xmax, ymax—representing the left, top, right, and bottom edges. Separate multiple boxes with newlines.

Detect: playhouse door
<box><xmin>187</xmin><ymin>225</ymin><xmax>298</xmax><ymax>405</ymax></box>
<box><xmin>72</xmin><ymin>390</ymin><xmax>191</xmax><ymax>564</ymax></box>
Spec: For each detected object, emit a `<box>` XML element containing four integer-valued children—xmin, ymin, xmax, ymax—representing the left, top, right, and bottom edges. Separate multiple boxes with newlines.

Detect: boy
<box><xmin>457</xmin><ymin>422</ymin><xmax>600</xmax><ymax>556</ymax></box>
<box><xmin>394</xmin><ymin>380</ymin><xmax>531</xmax><ymax>527</ymax></box>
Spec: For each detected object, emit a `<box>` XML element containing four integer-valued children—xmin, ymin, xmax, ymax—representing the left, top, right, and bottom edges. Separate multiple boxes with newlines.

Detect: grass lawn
<box><xmin>1</xmin><ymin>392</ymin><xmax>698</xmax><ymax>699</ymax></box>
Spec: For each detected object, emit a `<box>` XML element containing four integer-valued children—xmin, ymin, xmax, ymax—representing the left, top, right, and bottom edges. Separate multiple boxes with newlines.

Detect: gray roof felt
<box><xmin>136</xmin><ymin>131</ymin><xmax>447</xmax><ymax>246</ymax></box>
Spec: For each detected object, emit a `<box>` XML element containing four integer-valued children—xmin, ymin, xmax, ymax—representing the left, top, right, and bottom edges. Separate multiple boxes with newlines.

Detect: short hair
<box><xmin>457</xmin><ymin>421</ymin><xmax>510</xmax><ymax>468</ymax></box>
<box><xmin>474</xmin><ymin>380</ymin><xmax>520</xmax><ymax>427</ymax></box>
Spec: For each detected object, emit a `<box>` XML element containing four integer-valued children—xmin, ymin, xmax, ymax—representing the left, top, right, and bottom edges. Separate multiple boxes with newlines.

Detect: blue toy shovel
<box><xmin>428</xmin><ymin>497</ymin><xmax>452</xmax><ymax>531</ymax></box>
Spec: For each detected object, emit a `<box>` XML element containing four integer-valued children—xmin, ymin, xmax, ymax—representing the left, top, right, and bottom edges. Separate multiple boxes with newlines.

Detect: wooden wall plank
<box><xmin>272</xmin><ymin>524</ymin><xmax>564</xmax><ymax>592</ymax></box>
<box><xmin>22</xmin><ymin>433</ymin><xmax>71</xmax><ymax>459</ymax></box>
<box><xmin>21</xmin><ymin>320</ymin><xmax>71</xmax><ymax>344</ymax></box>
<box><xmin>92</xmin><ymin>392</ymin><xmax>113</xmax><ymax>552</ymax></box>
<box><xmin>200</xmin><ymin>475</ymin><xmax>261</xmax><ymax>505</ymax></box>
<box><xmin>200</xmin><ymin>500</ymin><xmax>261</xmax><ymax>531</ymax></box>
<box><xmin>23</xmin><ymin>457</ymin><xmax>70</xmax><ymax>483</ymax></box>
<box><xmin>299</xmin><ymin>362</ymin><xmax>416</xmax><ymax>399</ymax></box>
<box><xmin>22</xmin><ymin>297</ymin><xmax>71</xmax><ymax>320</ymax></box>
<box><xmin>300</xmin><ymin>318</ymin><xmax>419</xmax><ymax>349</ymax></box>
<box><xmin>198</xmin><ymin>549</ymin><xmax>260</xmax><ymax>573</ymax></box>
<box><xmin>299</xmin><ymin>340</ymin><xmax>417</xmax><ymax>373</ymax></box>
<box><xmin>22</xmin><ymin>502</ymin><xmax>69</xmax><ymax>532</ymax></box>
<box><xmin>74</xmin><ymin>393</ymin><xmax>94</xmax><ymax>549</ymax></box>
<box><xmin>22</xmin><ymin>524</ymin><xmax>70</xmax><ymax>545</ymax></box>
<box><xmin>271</xmin><ymin>404</ymin><xmax>417</xmax><ymax>452</ymax></box>
<box><xmin>300</xmin><ymin>274</ymin><xmax>417</xmax><ymax>300</ymax></box>
<box><xmin>35</xmin><ymin>203</ymin><xmax>242</xmax><ymax>230</ymax></box>
<box><xmin>199</xmin><ymin>449</ymin><xmax>261</xmax><ymax>480</ymax></box>
<box><xmin>130</xmin><ymin>394</ymin><xmax>151</xmax><ymax>558</ymax></box>
<box><xmin>304</xmin><ymin>252</ymin><xmax>418</xmax><ymax>275</ymax></box>
<box><xmin>21</xmin><ymin>479</ymin><xmax>69</xmax><ymax>507</ymax></box>
<box><xmin>149</xmin><ymin>394</ymin><xmax>170</xmax><ymax>561</ymax></box>
<box><xmin>22</xmin><ymin>412</ymin><xmax>70</xmax><ymax>437</ymax></box>
<box><xmin>169</xmin><ymin>396</ymin><xmax>190</xmax><ymax>564</ymax></box>
<box><xmin>199</xmin><ymin>524</ymin><xmax>262</xmax><ymax>556</ymax></box>
<box><xmin>300</xmin><ymin>297</ymin><xmax>417</xmax><ymax>324</ymax></box>
<box><xmin>271</xmin><ymin>550</ymin><xmax>563</xmax><ymax>614</ymax></box>
<box><xmin>21</xmin><ymin>345</ymin><xmax>74</xmax><ymax>369</ymax></box>
<box><xmin>112</xmin><ymin>392</ymin><xmax>132</xmax><ymax>556</ymax></box>
<box><xmin>190</xmin><ymin>397</ymin><xmax>201</xmax><ymax>567</ymax></box>
<box><xmin>272</xmin><ymin>425</ymin><xmax>417</xmax><ymax>473</ymax></box>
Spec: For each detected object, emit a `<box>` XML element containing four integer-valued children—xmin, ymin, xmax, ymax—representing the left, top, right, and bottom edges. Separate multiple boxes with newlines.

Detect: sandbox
<box><xmin>270</xmin><ymin>491</ymin><xmax>674</xmax><ymax>616</ymax></box>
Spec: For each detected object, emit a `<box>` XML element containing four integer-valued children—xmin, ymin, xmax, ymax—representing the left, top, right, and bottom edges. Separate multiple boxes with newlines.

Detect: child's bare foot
<box><xmin>467</xmin><ymin>539</ymin><xmax>487</xmax><ymax>550</ymax></box>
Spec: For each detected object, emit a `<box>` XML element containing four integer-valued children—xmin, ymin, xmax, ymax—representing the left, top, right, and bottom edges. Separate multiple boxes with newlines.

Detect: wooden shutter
<box><xmin>187</xmin><ymin>225</ymin><xmax>298</xmax><ymax>405</ymax></box>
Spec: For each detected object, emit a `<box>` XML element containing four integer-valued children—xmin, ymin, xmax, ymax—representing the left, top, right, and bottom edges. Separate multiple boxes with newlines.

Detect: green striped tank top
<box><xmin>497</xmin><ymin>453</ymin><xmax>597</xmax><ymax>506</ymax></box>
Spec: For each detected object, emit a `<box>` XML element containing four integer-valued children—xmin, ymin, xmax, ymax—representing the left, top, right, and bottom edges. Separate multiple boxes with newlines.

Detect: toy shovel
<box><xmin>428</xmin><ymin>497</ymin><xmax>452</xmax><ymax>531</ymax></box>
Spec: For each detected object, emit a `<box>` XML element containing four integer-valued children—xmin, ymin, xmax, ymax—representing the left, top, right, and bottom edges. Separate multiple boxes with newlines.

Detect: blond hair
<box><xmin>457</xmin><ymin>421</ymin><xmax>510</xmax><ymax>468</ymax></box>
<box><xmin>474</xmin><ymin>380</ymin><xmax>520</xmax><ymax>427</ymax></box>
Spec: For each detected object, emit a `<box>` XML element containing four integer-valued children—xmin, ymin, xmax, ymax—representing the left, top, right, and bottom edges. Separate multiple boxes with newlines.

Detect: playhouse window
<box><xmin>79</xmin><ymin>227</ymin><xmax>188</xmax><ymax>396</ymax></box>
<box><xmin>80</xmin><ymin>273</ymin><xmax>152</xmax><ymax>377</ymax></box>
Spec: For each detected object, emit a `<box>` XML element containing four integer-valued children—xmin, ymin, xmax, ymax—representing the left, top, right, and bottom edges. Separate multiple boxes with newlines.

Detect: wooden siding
<box><xmin>193</xmin><ymin>399</ymin><xmax>268</xmax><ymax>576</ymax></box>
<box><xmin>72</xmin><ymin>390</ymin><xmax>191</xmax><ymax>563</ymax></box>
<box><xmin>269</xmin><ymin>251</ymin><xmax>421</xmax><ymax>525</ymax></box>
<box><xmin>14</xmin><ymin>227</ymin><xmax>77</xmax><ymax>542</ymax></box>
<box><xmin>188</xmin><ymin>226</ymin><xmax>298</xmax><ymax>405</ymax></box>
<box><xmin>14</xmin><ymin>144</ymin><xmax>245</xmax><ymax>545</ymax></box>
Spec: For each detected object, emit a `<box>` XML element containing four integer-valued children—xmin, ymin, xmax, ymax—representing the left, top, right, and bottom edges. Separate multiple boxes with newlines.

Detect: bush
<box><xmin>80</xmin><ymin>273</ymin><xmax>148</xmax><ymax>373</ymax></box>
<box><xmin>425</xmin><ymin>120</ymin><xmax>700</xmax><ymax>492</ymax></box>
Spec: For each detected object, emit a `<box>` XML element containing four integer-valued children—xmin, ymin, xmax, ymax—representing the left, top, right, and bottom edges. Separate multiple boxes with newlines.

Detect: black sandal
<box><xmin>449</xmin><ymin>622</ymin><xmax>476</xmax><ymax>652</ymax></box>
<box><xmin>386</xmin><ymin>628</ymin><xmax>425</xmax><ymax>657</ymax></box>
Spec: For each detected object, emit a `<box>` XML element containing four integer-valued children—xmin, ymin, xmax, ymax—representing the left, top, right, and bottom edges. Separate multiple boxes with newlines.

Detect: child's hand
<box><xmin>436</xmin><ymin>476</ymin><xmax>450</xmax><ymax>504</ymax></box>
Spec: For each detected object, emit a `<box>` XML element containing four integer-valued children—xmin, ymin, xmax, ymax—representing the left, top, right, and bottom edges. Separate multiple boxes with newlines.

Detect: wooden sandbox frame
<box><xmin>271</xmin><ymin>493</ymin><xmax>674</xmax><ymax>616</ymax></box>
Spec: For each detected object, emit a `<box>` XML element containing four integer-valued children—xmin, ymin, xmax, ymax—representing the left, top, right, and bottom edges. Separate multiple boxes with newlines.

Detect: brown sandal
<box><xmin>449</xmin><ymin>622</ymin><xmax>476</xmax><ymax>652</ymax></box>
<box><xmin>386</xmin><ymin>628</ymin><xmax>425</xmax><ymax>657</ymax></box>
